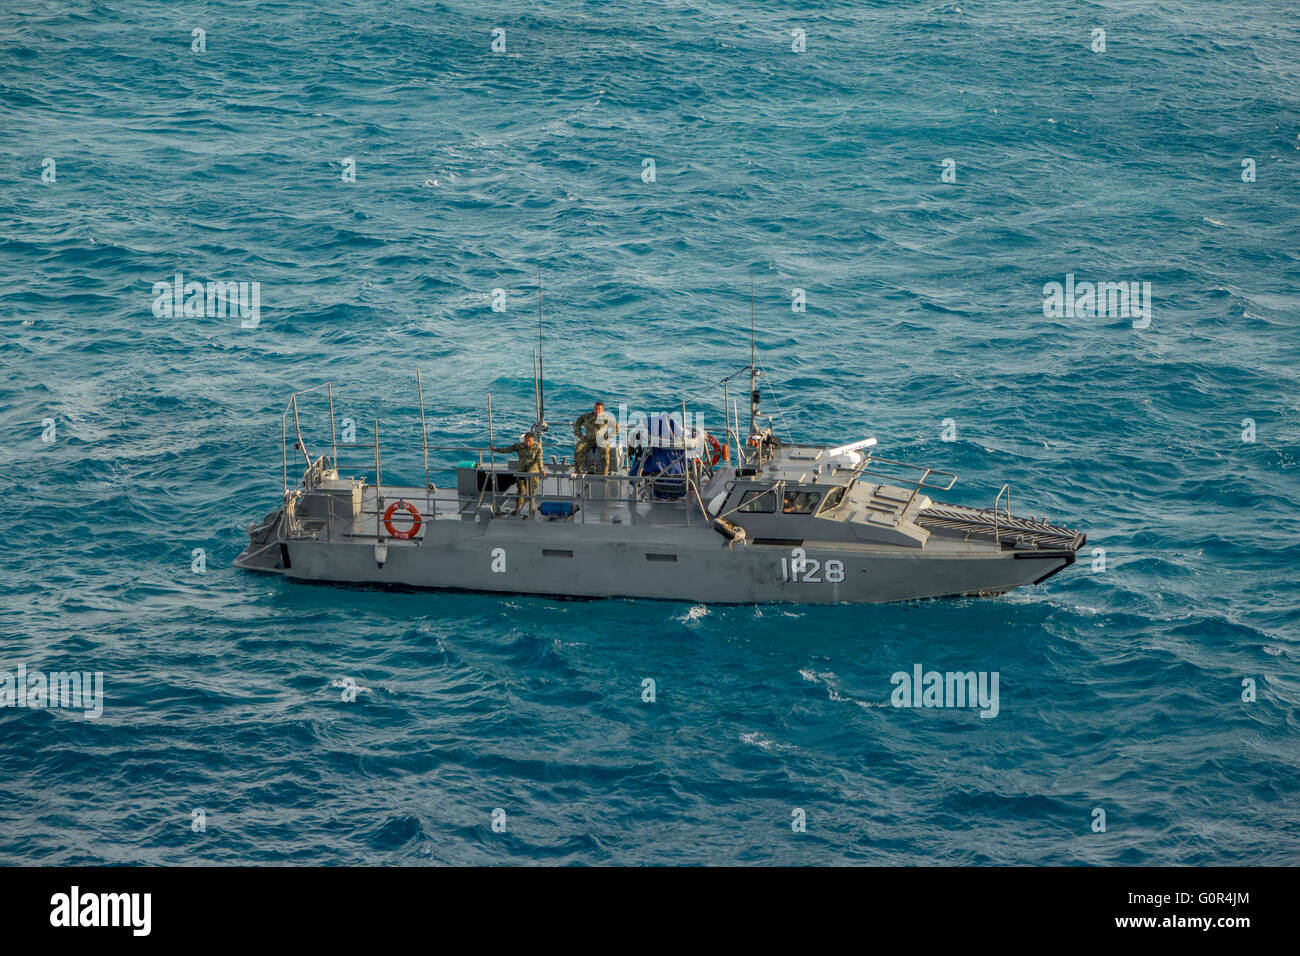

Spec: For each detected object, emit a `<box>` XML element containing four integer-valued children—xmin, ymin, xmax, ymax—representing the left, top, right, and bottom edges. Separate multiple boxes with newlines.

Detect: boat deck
<box><xmin>298</xmin><ymin>474</ymin><xmax>718</xmax><ymax>543</ymax></box>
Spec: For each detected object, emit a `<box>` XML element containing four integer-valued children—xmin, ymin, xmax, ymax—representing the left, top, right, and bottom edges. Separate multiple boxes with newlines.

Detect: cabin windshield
<box><xmin>781</xmin><ymin>490</ymin><xmax>821</xmax><ymax>514</ymax></box>
<box><xmin>816</xmin><ymin>485</ymin><xmax>847</xmax><ymax>515</ymax></box>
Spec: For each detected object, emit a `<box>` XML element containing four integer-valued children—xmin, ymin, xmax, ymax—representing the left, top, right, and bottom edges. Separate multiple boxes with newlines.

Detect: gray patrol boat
<box><xmin>234</xmin><ymin>356</ymin><xmax>1085</xmax><ymax>604</ymax></box>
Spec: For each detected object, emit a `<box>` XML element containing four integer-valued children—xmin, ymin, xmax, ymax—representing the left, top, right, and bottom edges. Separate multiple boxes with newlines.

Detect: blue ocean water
<box><xmin>2</xmin><ymin>0</ymin><xmax>1298</xmax><ymax>865</ymax></box>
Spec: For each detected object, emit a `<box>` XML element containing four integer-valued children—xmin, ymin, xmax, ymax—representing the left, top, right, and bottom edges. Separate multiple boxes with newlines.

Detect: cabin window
<box><xmin>781</xmin><ymin>491</ymin><xmax>822</xmax><ymax>514</ymax></box>
<box><xmin>817</xmin><ymin>486</ymin><xmax>847</xmax><ymax>514</ymax></box>
<box><xmin>737</xmin><ymin>489</ymin><xmax>776</xmax><ymax>513</ymax></box>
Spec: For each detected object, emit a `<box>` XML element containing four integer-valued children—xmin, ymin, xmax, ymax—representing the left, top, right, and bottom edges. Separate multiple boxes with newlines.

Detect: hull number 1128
<box><xmin>781</xmin><ymin>547</ymin><xmax>845</xmax><ymax>583</ymax></box>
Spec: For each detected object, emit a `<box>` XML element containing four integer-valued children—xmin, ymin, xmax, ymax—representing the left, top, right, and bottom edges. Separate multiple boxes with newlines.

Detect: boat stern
<box><xmin>233</xmin><ymin>507</ymin><xmax>289</xmax><ymax>574</ymax></box>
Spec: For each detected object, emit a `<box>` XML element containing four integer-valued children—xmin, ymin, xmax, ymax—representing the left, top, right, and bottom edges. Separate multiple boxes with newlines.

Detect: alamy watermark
<box><xmin>50</xmin><ymin>886</ymin><xmax>150</xmax><ymax>936</ymax></box>
<box><xmin>151</xmin><ymin>272</ymin><xmax>261</xmax><ymax>328</ymax></box>
<box><xmin>891</xmin><ymin>664</ymin><xmax>999</xmax><ymax>718</ymax></box>
<box><xmin>1</xmin><ymin>664</ymin><xmax>104</xmax><ymax>719</ymax></box>
<box><xmin>567</xmin><ymin>404</ymin><xmax>709</xmax><ymax>450</ymax></box>
<box><xmin>1042</xmin><ymin>273</ymin><xmax>1151</xmax><ymax>329</ymax></box>
<box><xmin>616</xmin><ymin>404</ymin><xmax>706</xmax><ymax>449</ymax></box>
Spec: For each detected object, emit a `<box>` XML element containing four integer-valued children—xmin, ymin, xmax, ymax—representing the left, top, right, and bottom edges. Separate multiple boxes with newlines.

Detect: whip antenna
<box><xmin>537</xmin><ymin>266</ymin><xmax>545</xmax><ymax>429</ymax></box>
<box><xmin>750</xmin><ymin>274</ymin><xmax>756</xmax><ymax>371</ymax></box>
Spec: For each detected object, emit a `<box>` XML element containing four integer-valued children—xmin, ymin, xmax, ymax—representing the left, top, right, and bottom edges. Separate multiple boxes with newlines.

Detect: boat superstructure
<box><xmin>235</xmin><ymin>360</ymin><xmax>1085</xmax><ymax>604</ymax></box>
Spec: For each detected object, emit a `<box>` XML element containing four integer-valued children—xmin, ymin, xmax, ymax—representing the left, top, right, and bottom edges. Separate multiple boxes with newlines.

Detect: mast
<box><xmin>532</xmin><ymin>348</ymin><xmax>541</xmax><ymax>429</ymax></box>
<box><xmin>535</xmin><ymin>266</ymin><xmax>545</xmax><ymax>435</ymax></box>
<box><xmin>748</xmin><ymin>276</ymin><xmax>761</xmax><ymax>446</ymax></box>
<box><xmin>488</xmin><ymin>392</ymin><xmax>497</xmax><ymax>514</ymax></box>
<box><xmin>416</xmin><ymin>369</ymin><xmax>431</xmax><ymax>490</ymax></box>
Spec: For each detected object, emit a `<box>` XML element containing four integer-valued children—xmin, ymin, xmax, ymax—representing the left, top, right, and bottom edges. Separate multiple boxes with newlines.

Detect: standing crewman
<box><xmin>573</xmin><ymin>401</ymin><xmax>619</xmax><ymax>475</ymax></box>
<box><xmin>491</xmin><ymin>431</ymin><xmax>544</xmax><ymax>518</ymax></box>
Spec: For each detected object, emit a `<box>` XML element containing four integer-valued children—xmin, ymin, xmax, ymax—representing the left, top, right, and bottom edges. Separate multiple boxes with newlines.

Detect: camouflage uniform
<box><xmin>498</xmin><ymin>439</ymin><xmax>543</xmax><ymax>515</ymax></box>
<box><xmin>573</xmin><ymin>410</ymin><xmax>619</xmax><ymax>475</ymax></box>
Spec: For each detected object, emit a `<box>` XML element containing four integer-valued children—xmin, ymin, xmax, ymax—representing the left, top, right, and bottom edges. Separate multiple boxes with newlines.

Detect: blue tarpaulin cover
<box><xmin>630</xmin><ymin>413</ymin><xmax>695</xmax><ymax>499</ymax></box>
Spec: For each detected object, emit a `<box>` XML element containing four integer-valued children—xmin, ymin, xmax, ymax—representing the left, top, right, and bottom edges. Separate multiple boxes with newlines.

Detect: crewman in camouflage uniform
<box><xmin>573</xmin><ymin>401</ymin><xmax>619</xmax><ymax>475</ymax></box>
<box><xmin>491</xmin><ymin>431</ymin><xmax>544</xmax><ymax>518</ymax></box>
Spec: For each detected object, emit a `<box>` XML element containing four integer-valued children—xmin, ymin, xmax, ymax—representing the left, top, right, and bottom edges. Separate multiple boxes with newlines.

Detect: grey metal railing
<box><xmin>847</xmin><ymin>453</ymin><xmax>958</xmax><ymax>514</ymax></box>
<box><xmin>993</xmin><ymin>483</ymin><xmax>1011</xmax><ymax>548</ymax></box>
<box><xmin>277</xmin><ymin>380</ymin><xmax>729</xmax><ymax>542</ymax></box>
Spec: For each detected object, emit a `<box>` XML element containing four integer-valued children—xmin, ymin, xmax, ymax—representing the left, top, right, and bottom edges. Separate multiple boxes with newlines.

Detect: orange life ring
<box><xmin>383</xmin><ymin>500</ymin><xmax>422</xmax><ymax>539</ymax></box>
<box><xmin>705</xmin><ymin>433</ymin><xmax>723</xmax><ymax>467</ymax></box>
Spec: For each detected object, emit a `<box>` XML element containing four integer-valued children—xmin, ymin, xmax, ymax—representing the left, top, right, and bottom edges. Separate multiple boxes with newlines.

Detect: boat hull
<box><xmin>236</xmin><ymin>511</ymin><xmax>1076</xmax><ymax>605</ymax></box>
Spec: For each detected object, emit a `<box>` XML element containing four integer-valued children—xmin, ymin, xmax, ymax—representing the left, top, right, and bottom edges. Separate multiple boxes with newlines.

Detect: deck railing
<box><xmin>992</xmin><ymin>483</ymin><xmax>1011</xmax><ymax>548</ymax></box>
<box><xmin>848</xmin><ymin>453</ymin><xmax>958</xmax><ymax>513</ymax></box>
<box><xmin>277</xmin><ymin>381</ymin><xmax>985</xmax><ymax>545</ymax></box>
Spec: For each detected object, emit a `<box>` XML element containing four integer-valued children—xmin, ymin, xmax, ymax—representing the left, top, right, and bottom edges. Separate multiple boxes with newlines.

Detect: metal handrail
<box><xmin>902</xmin><ymin>468</ymin><xmax>933</xmax><ymax>514</ymax></box>
<box><xmin>843</xmin><ymin>452</ymin><xmax>958</xmax><ymax>519</ymax></box>
<box><xmin>993</xmin><ymin>483</ymin><xmax>1011</xmax><ymax>548</ymax></box>
<box><xmin>280</xmin><ymin>382</ymin><xmax>334</xmax><ymax>494</ymax></box>
<box><xmin>854</xmin><ymin>455</ymin><xmax>958</xmax><ymax>491</ymax></box>
<box><xmin>281</xmin><ymin>380</ymin><xmax>983</xmax><ymax>543</ymax></box>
